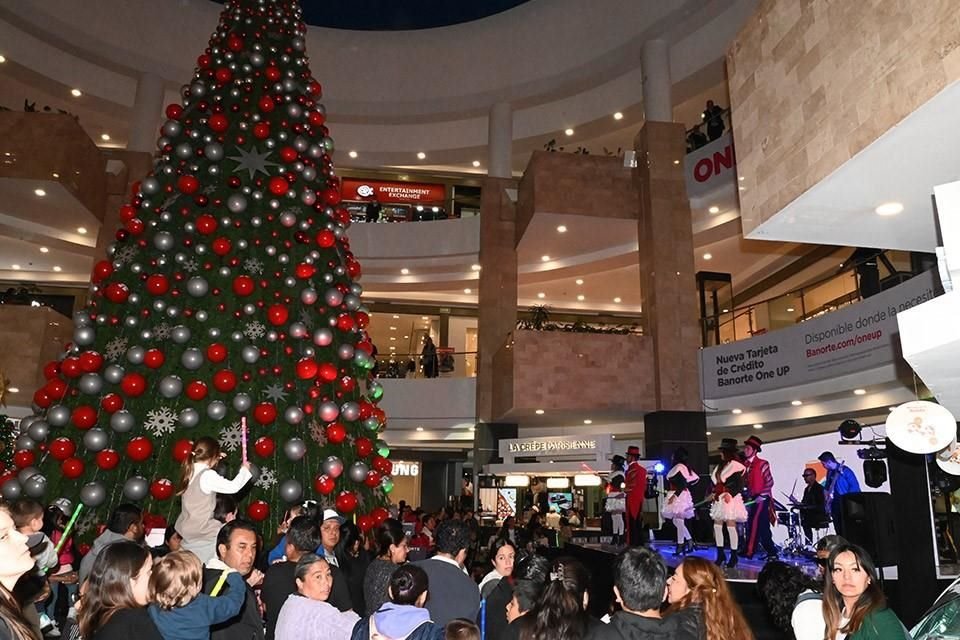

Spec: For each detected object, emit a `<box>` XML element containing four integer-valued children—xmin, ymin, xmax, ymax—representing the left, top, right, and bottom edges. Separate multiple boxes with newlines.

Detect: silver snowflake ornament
<box><xmin>298</xmin><ymin>309</ymin><xmax>314</xmax><ymax>330</ymax></box>
<box><xmin>254</xmin><ymin>467</ymin><xmax>278</xmax><ymax>490</ymax></box>
<box><xmin>228</xmin><ymin>146</ymin><xmax>280</xmax><ymax>180</ymax></box>
<box><xmin>219</xmin><ymin>422</ymin><xmax>244</xmax><ymax>452</ymax></box>
<box><xmin>153</xmin><ymin>323</ymin><xmax>172</xmax><ymax>340</ymax></box>
<box><xmin>144</xmin><ymin>407</ymin><xmax>178</xmax><ymax>437</ymax></box>
<box><xmin>244</xmin><ymin>321</ymin><xmax>266</xmax><ymax>340</ymax></box>
<box><xmin>310</xmin><ymin>420</ymin><xmax>326</xmax><ymax>445</ymax></box>
<box><xmin>262</xmin><ymin>383</ymin><xmax>288</xmax><ymax>403</ymax></box>
<box><xmin>243</xmin><ymin>258</ymin><xmax>264</xmax><ymax>275</ymax></box>
<box><xmin>183</xmin><ymin>258</ymin><xmax>199</xmax><ymax>273</ymax></box>
<box><xmin>113</xmin><ymin>245</ymin><xmax>138</xmax><ymax>266</ymax></box>
<box><xmin>105</xmin><ymin>337</ymin><xmax>129</xmax><ymax>361</ymax></box>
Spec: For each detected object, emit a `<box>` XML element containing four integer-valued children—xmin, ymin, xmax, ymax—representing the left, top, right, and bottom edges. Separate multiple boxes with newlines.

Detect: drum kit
<box><xmin>775</xmin><ymin>497</ymin><xmax>821</xmax><ymax>558</ymax></box>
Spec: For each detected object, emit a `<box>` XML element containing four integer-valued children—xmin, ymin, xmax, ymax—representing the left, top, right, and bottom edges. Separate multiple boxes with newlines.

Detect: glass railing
<box><xmin>700</xmin><ymin>250</ymin><xmax>920</xmax><ymax>346</ymax></box>
<box><xmin>374</xmin><ymin>351</ymin><xmax>478</xmax><ymax>379</ymax></box>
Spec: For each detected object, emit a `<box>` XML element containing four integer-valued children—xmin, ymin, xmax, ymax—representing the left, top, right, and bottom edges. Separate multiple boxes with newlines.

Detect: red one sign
<box><xmin>341</xmin><ymin>178</ymin><xmax>446</xmax><ymax>205</ymax></box>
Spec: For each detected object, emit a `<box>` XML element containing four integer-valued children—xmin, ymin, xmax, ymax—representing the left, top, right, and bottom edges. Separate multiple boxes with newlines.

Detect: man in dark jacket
<box><xmin>413</xmin><ymin>519</ymin><xmax>480</xmax><ymax>625</ymax></box>
<box><xmin>204</xmin><ymin>519</ymin><xmax>265</xmax><ymax>640</ymax></box>
<box><xmin>79</xmin><ymin>503</ymin><xmax>144</xmax><ymax>584</ymax></box>
<box><xmin>589</xmin><ymin>548</ymin><xmax>696</xmax><ymax>640</ymax></box>
<box><xmin>262</xmin><ymin>516</ymin><xmax>322</xmax><ymax>640</ymax></box>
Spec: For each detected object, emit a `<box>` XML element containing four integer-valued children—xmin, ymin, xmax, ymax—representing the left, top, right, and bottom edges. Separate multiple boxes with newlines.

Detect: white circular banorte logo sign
<box><xmin>357</xmin><ymin>184</ymin><xmax>375</xmax><ymax>198</ymax></box>
<box><xmin>885</xmin><ymin>400</ymin><xmax>957</xmax><ymax>455</ymax></box>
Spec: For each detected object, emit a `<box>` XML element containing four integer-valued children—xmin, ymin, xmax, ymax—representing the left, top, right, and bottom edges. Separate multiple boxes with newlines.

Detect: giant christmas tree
<box><xmin>1</xmin><ymin>0</ymin><xmax>393</xmax><ymax>535</ymax></box>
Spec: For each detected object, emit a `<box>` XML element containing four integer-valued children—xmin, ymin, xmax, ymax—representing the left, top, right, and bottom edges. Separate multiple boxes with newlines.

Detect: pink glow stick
<box><xmin>241</xmin><ymin>416</ymin><xmax>248</xmax><ymax>464</ymax></box>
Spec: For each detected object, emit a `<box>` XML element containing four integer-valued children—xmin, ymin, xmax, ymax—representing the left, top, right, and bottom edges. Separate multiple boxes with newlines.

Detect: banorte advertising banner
<box><xmin>700</xmin><ymin>271</ymin><xmax>938</xmax><ymax>400</ymax></box>
<box><xmin>341</xmin><ymin>178</ymin><xmax>446</xmax><ymax>205</ymax></box>
<box><xmin>685</xmin><ymin>132</ymin><xmax>735</xmax><ymax>200</ymax></box>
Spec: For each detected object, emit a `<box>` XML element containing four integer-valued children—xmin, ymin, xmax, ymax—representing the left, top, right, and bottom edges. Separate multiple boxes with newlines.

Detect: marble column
<box><xmin>487</xmin><ymin>102</ymin><xmax>513</xmax><ymax>179</ymax></box>
<box><xmin>127</xmin><ymin>72</ymin><xmax>165</xmax><ymax>153</ymax></box>
<box><xmin>641</xmin><ymin>39</ymin><xmax>672</xmax><ymax>123</ymax></box>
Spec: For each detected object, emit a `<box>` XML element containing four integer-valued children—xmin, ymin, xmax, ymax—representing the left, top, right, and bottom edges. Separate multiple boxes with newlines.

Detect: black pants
<box><xmin>627</xmin><ymin>510</ymin><xmax>645</xmax><ymax>546</ymax></box>
<box><xmin>744</xmin><ymin>496</ymin><xmax>777</xmax><ymax>557</ymax></box>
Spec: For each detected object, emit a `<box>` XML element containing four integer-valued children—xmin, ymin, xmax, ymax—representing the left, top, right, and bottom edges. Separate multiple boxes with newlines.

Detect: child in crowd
<box><xmin>148</xmin><ymin>550</ymin><xmax>246</xmax><ymax>640</ymax></box>
<box><xmin>444</xmin><ymin>620</ymin><xmax>480</xmax><ymax>640</ymax></box>
<box><xmin>44</xmin><ymin>499</ymin><xmax>80</xmax><ymax>631</ymax></box>
<box><xmin>175</xmin><ymin>437</ymin><xmax>252</xmax><ymax>563</ymax></box>
<box><xmin>11</xmin><ymin>499</ymin><xmax>60</xmax><ymax>635</ymax></box>
<box><xmin>267</xmin><ymin>503</ymin><xmax>307</xmax><ymax>564</ymax></box>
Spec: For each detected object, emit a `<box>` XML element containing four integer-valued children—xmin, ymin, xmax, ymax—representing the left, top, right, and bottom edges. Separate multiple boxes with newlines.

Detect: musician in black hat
<box><xmin>742</xmin><ymin>435</ymin><xmax>777</xmax><ymax>560</ymax></box>
<box><xmin>709</xmin><ymin>438</ymin><xmax>747</xmax><ymax>568</ymax></box>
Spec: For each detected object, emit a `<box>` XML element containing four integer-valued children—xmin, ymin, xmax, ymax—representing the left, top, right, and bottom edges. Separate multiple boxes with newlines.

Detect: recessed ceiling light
<box><xmin>739</xmin><ymin>176</ymin><xmax>745</xmax><ymax>181</ymax></box>
<box><xmin>556</xmin><ymin>225</ymin><xmax>567</xmax><ymax>233</ymax></box>
<box><xmin>705</xmin><ymin>431</ymin><xmax>712</xmax><ymax>436</ymax></box>
<box><xmin>34</xmin><ymin>188</ymin><xmax>46</xmax><ymax>197</ymax></box>
<box><xmin>53</xmin><ymin>266</ymin><xmax>62</xmax><ymax>272</ymax></box>
<box><xmin>703</xmin><ymin>253</ymin><xmax>712</xmax><ymax>260</ymax></box>
<box><xmin>416</xmin><ymin>152</ymin><xmax>426</xmax><ymax>159</ymax></box>
<box><xmin>472</xmin><ymin>160</ymin><xmax>481</xmax><ymax>167</ymax></box>
<box><xmin>464</xmin><ymin>288</ymin><xmax>472</xmax><ymax>294</ymax></box>
<box><xmin>39</xmin><ymin>247</ymin><xmax>49</xmax><ymax>253</ymax></box>
<box><xmin>400</xmin><ymin>268</ymin><xmax>409</xmax><ymax>275</ymax></box>
<box><xmin>708</xmin><ymin>206</ymin><xmax>720</xmax><ymax>214</ymax></box>
<box><xmin>389</xmin><ymin>346</ymin><xmax>396</xmax><ymax>350</ymax></box>
<box><xmin>469</xmin><ymin>426</ymin><xmax>475</xmax><ymax>432</ymax></box>
<box><xmin>541</xmin><ymin>255</ymin><xmax>550</xmax><ymax>262</ymax></box>
<box><xmin>389</xmin><ymin>337</ymin><xmax>396</xmax><ymax>341</ymax></box>
<box><xmin>471</xmin><ymin>264</ymin><xmax>481</xmax><ymax>271</ymax></box>
<box><xmin>732</xmin><ymin>408</ymin><xmax>742</xmax><ymax>415</ymax></box>
<box><xmin>575</xmin><ymin>279</ymin><xmax>583</xmax><ymax>285</ymax></box>
<box><xmin>613</xmin><ymin>297</ymin><xmax>622</xmax><ymax>303</ymax></box>
<box><xmin>613</xmin><ymin>112</ymin><xmax>624</xmax><ymax>120</ymax></box>
<box><xmin>421</xmin><ymin>316</ymin><xmax>429</xmax><ymax>320</ymax></box>
<box><xmin>403</xmin><ymin>335</ymin><xmax>409</xmax><ymax>339</ymax></box>
<box><xmin>583</xmin><ymin>419</ymin><xmax>592</xmax><ymax>425</ymax></box>
<box><xmin>100</xmin><ymin>133</ymin><xmax>110</xmax><ymax>141</ymax></box>
<box><xmin>389</xmin><ymin>326</ymin><xmax>397</xmax><ymax>331</ymax></box>
<box><xmin>11</xmin><ymin>264</ymin><xmax>21</xmax><ymax>270</ymax></box>
<box><xmin>348</xmin><ymin>151</ymin><xmax>358</xmax><ymax>158</ymax></box>
<box><xmin>537</xmin><ymin>292</ymin><xmax>545</xmax><ymax>299</ymax></box>
<box><xmin>753</xmin><ymin>424</ymin><xmax>763</xmax><ymax>429</ymax></box>
<box><xmin>51</xmin><ymin>173</ymin><xmax>59</xmax><ymax>178</ymax></box>
<box><xmin>70</xmin><ymin>88</ymin><xmax>82</xmax><ymax>97</ymax></box>
<box><xmin>791</xmin><ymin>400</ymin><xmax>803</xmax><ymax>406</ymax></box>
<box><xmin>416</xmin><ymin>426</ymin><xmax>424</xmax><ymax>432</ymax></box>
<box><xmin>0</xmin><ymin>55</ymin><xmax>6</xmax><ymax>63</ymax></box>
<box><xmin>722</xmin><ymin>308</ymin><xmax>729</xmax><ymax>313</ymax></box>
<box><xmin>577</xmin><ymin>294</ymin><xmax>585</xmax><ymax>301</ymax></box>
<box><xmin>535</xmin><ymin>409</ymin><xmax>545</xmax><ymax>415</ymax></box>
<box><xmin>392</xmin><ymin>314</ymin><xmax>399</xmax><ymax>319</ymax></box>
<box><xmin>7</xmin><ymin>386</ymin><xmax>18</xmax><ymax>393</ymax></box>
<box><xmin>853</xmin><ymin>388</ymin><xmax>867</xmax><ymax>395</ymax></box>
<box><xmin>673</xmin><ymin>159</ymin><xmax>680</xmax><ymax>165</ymax></box>
<box><xmin>564</xmin><ymin>128</ymin><xmax>574</xmax><ymax>136</ymax></box>
<box><xmin>786</xmin><ymin>307</ymin><xmax>795</xmax><ymax>312</ymax></box>
<box><xmin>875</xmin><ymin>202</ymin><xmax>903</xmax><ymax>216</ymax></box>
<box><xmin>77</xmin><ymin>227</ymin><xmax>87</xmax><ymax>234</ymax></box>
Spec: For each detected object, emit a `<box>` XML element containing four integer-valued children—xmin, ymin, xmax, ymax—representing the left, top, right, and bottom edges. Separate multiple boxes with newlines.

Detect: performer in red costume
<box><xmin>742</xmin><ymin>435</ymin><xmax>778</xmax><ymax>560</ymax></box>
<box><xmin>624</xmin><ymin>445</ymin><xmax>647</xmax><ymax>546</ymax></box>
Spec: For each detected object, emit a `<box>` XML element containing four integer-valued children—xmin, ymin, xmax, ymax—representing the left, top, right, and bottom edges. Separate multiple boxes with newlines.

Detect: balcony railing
<box><xmin>700</xmin><ymin>250</ymin><xmax>922</xmax><ymax>346</ymax></box>
<box><xmin>374</xmin><ymin>350</ymin><xmax>478</xmax><ymax>379</ymax></box>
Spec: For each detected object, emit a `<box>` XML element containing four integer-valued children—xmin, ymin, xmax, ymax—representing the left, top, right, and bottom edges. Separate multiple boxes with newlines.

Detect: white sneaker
<box><xmin>39</xmin><ymin>614</ymin><xmax>60</xmax><ymax>638</ymax></box>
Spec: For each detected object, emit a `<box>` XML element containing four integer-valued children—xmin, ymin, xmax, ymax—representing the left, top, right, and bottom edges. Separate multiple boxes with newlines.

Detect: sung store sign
<box><xmin>391</xmin><ymin>461</ymin><xmax>420</xmax><ymax>477</ymax></box>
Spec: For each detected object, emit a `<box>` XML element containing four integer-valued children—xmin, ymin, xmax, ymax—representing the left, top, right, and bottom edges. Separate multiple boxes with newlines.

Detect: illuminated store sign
<box><xmin>341</xmin><ymin>178</ymin><xmax>446</xmax><ymax>205</ymax></box>
<box><xmin>499</xmin><ymin>436</ymin><xmax>598</xmax><ymax>457</ymax></box>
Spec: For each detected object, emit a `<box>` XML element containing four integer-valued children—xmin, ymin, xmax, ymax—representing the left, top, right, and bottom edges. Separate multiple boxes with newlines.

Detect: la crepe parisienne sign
<box><xmin>500</xmin><ymin>436</ymin><xmax>598</xmax><ymax>456</ymax></box>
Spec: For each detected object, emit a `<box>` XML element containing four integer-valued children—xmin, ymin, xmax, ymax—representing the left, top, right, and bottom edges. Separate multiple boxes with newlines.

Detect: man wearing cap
<box><xmin>742</xmin><ymin>435</ymin><xmax>777</xmax><ymax>560</ymax></box>
<box><xmin>624</xmin><ymin>445</ymin><xmax>648</xmax><ymax>546</ymax></box>
<box><xmin>317</xmin><ymin>508</ymin><xmax>357</xmax><ymax>612</ymax></box>
<box><xmin>819</xmin><ymin>451</ymin><xmax>861</xmax><ymax>529</ymax></box>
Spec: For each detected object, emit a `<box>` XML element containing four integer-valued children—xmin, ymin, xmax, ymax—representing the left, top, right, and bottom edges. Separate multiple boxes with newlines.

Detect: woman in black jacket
<box><xmin>78</xmin><ymin>540</ymin><xmax>162</xmax><ymax>640</ymax></box>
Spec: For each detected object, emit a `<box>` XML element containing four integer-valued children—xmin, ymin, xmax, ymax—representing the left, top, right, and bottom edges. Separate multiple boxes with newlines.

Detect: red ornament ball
<box><xmin>227</xmin><ymin>34</ymin><xmax>244</xmax><ymax>52</ymax></box>
<box><xmin>258</xmin><ymin>96</ymin><xmax>275</xmax><ymax>112</ymax></box>
<box><xmin>177</xmin><ymin>175</ymin><xmax>200</xmax><ymax>195</ymax></box>
<box><xmin>185</xmin><ymin>380</ymin><xmax>208</xmax><ymax>401</ymax></box>
<box><xmin>71</xmin><ymin>405</ymin><xmax>97</xmax><ymax>430</ymax></box>
<box><xmin>61</xmin><ymin>457</ymin><xmax>85</xmax><ymax>480</ymax></box>
<box><xmin>268</xmin><ymin>176</ymin><xmax>289</xmax><ymax>196</ymax></box>
<box><xmin>357</xmin><ymin>514</ymin><xmax>375</xmax><ymax>533</ymax></box>
<box><xmin>318</xmin><ymin>363</ymin><xmax>337</xmax><ymax>383</ymax></box>
<box><xmin>213</xmin><ymin>369</ymin><xmax>237</xmax><ymax>393</ymax></box>
<box><xmin>364</xmin><ymin>470</ymin><xmax>382</xmax><ymax>488</ymax></box>
<box><xmin>49</xmin><ymin>437</ymin><xmax>76</xmax><ymax>461</ymax></box>
<box><xmin>100</xmin><ymin>393</ymin><xmax>124</xmax><ymax>413</ymax></box>
<box><xmin>314</xmin><ymin>474</ymin><xmax>335</xmax><ymax>495</ymax></box>
<box><xmin>195</xmin><ymin>214</ymin><xmax>218</xmax><ymax>235</ymax></box>
<box><xmin>355</xmin><ymin>311</ymin><xmax>370</xmax><ymax>329</ymax></box>
<box><xmin>266</xmin><ymin>304</ymin><xmax>289</xmax><ymax>326</ymax></box>
<box><xmin>79</xmin><ymin>351</ymin><xmax>104</xmax><ymax>373</ymax></box>
<box><xmin>165</xmin><ymin>104</ymin><xmax>184</xmax><ymax>120</ymax></box>
<box><xmin>247</xmin><ymin>500</ymin><xmax>270</xmax><ymax>522</ymax></box>
<box><xmin>13</xmin><ymin>449</ymin><xmax>35</xmax><ymax>469</ymax></box>
<box><xmin>104</xmin><ymin>282</ymin><xmax>130</xmax><ymax>304</ymax></box>
<box><xmin>42</xmin><ymin>361</ymin><xmax>60</xmax><ymax>380</ymax></box>
<box><xmin>296</xmin><ymin>358</ymin><xmax>318</xmax><ymax>380</ymax></box>
<box><xmin>326</xmin><ymin>423</ymin><xmax>346</xmax><ymax>444</ymax></box>
<box><xmin>265</xmin><ymin>66</ymin><xmax>281</xmax><ymax>81</ymax></box>
<box><xmin>232</xmin><ymin>275</ymin><xmax>255</xmax><ymax>296</ymax></box>
<box><xmin>207</xmin><ymin>343</ymin><xmax>227</xmax><ymax>363</ymax></box>
<box><xmin>211</xmin><ymin>237</ymin><xmax>232</xmax><ymax>256</ymax></box>
<box><xmin>150</xmin><ymin>479</ymin><xmax>174</xmax><ymax>501</ymax></box>
<box><xmin>254</xmin><ymin>436</ymin><xmax>275</xmax><ymax>458</ymax></box>
<box><xmin>215</xmin><ymin>67</ymin><xmax>232</xmax><ymax>84</ymax></box>
<box><xmin>372</xmin><ymin>455</ymin><xmax>392</xmax><ymax>475</ymax></box>
<box><xmin>143</xmin><ymin>349</ymin><xmax>165</xmax><ymax>369</ymax></box>
<box><xmin>60</xmin><ymin>358</ymin><xmax>81</xmax><ymax>378</ymax></box>
<box><xmin>209</xmin><ymin>114</ymin><xmax>229</xmax><ymax>132</ymax></box>
<box><xmin>315</xmin><ymin>230</ymin><xmax>335</xmax><ymax>248</ymax></box>
<box><xmin>253</xmin><ymin>402</ymin><xmax>277</xmax><ymax>425</ymax></box>
<box><xmin>336</xmin><ymin>313</ymin><xmax>355</xmax><ymax>332</ymax></box>
<box><xmin>126</xmin><ymin>437</ymin><xmax>153</xmax><ymax>462</ymax></box>
<box><xmin>121</xmin><ymin>373</ymin><xmax>147</xmax><ymax>397</ymax></box>
<box><xmin>295</xmin><ymin>263</ymin><xmax>316</xmax><ymax>279</ymax></box>
<box><xmin>32</xmin><ymin>389</ymin><xmax>51</xmax><ymax>409</ymax></box>
<box><xmin>172</xmin><ymin>439</ymin><xmax>194</xmax><ymax>463</ymax></box>
<box><xmin>355</xmin><ymin>437</ymin><xmax>373</xmax><ymax>458</ymax></box>
<box><xmin>253</xmin><ymin>122</ymin><xmax>270</xmax><ymax>139</ymax></box>
<box><xmin>335</xmin><ymin>491</ymin><xmax>358</xmax><ymax>514</ymax></box>
<box><xmin>92</xmin><ymin>260</ymin><xmax>114</xmax><ymax>282</ymax></box>
<box><xmin>95</xmin><ymin>449</ymin><xmax>120</xmax><ymax>471</ymax></box>
<box><xmin>371</xmin><ymin>506</ymin><xmax>390</xmax><ymax>525</ymax></box>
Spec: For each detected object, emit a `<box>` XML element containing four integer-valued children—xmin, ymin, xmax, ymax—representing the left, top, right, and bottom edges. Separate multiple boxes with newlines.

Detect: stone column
<box><xmin>476</xmin><ymin>177</ymin><xmax>518</xmax><ymax>422</ymax></box>
<box><xmin>487</xmin><ymin>102</ymin><xmax>513</xmax><ymax>179</ymax></box>
<box><xmin>635</xmin><ymin>122</ymin><xmax>700</xmax><ymax>411</ymax></box>
<box><xmin>127</xmin><ymin>72</ymin><xmax>165</xmax><ymax>153</ymax></box>
<box><xmin>641</xmin><ymin>39</ymin><xmax>672</xmax><ymax>123</ymax></box>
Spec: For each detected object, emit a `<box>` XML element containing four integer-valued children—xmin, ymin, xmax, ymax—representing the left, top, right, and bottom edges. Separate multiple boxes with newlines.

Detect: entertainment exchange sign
<box><xmin>700</xmin><ymin>271</ymin><xmax>937</xmax><ymax>400</ymax></box>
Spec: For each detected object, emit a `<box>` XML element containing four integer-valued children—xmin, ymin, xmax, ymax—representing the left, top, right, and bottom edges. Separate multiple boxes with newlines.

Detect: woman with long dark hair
<box><xmin>78</xmin><ymin>540</ymin><xmax>162</xmax><ymax>640</ymax></box>
<box><xmin>518</xmin><ymin>557</ymin><xmax>596</xmax><ymax>640</ymax></box>
<box><xmin>756</xmin><ymin>561</ymin><xmax>823</xmax><ymax>640</ymax></box>
<box><xmin>335</xmin><ymin>520</ymin><xmax>371</xmax><ymax>614</ymax></box>
<box><xmin>364</xmin><ymin>519</ymin><xmax>409</xmax><ymax>615</ymax></box>
<box><xmin>480</xmin><ymin>539</ymin><xmax>517</xmax><ymax>598</ymax></box>
<box><xmin>665</xmin><ymin>557</ymin><xmax>753</xmax><ymax>640</ymax></box>
<box><xmin>0</xmin><ymin>502</ymin><xmax>39</xmax><ymax>640</ymax></box>
<box><xmin>822</xmin><ymin>544</ymin><xmax>905</xmax><ymax>639</ymax></box>
<box><xmin>351</xmin><ymin>564</ymin><xmax>443</xmax><ymax>640</ymax></box>
<box><xmin>496</xmin><ymin>554</ymin><xmax>550</xmax><ymax>640</ymax></box>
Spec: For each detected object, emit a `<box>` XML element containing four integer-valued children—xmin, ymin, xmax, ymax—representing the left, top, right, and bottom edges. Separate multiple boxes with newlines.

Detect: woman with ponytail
<box><xmin>518</xmin><ymin>557</ymin><xmax>598</xmax><ymax>640</ymax></box>
<box><xmin>174</xmin><ymin>437</ymin><xmax>252</xmax><ymax>563</ymax></box>
<box><xmin>665</xmin><ymin>557</ymin><xmax>753</xmax><ymax>640</ymax></box>
<box><xmin>0</xmin><ymin>502</ymin><xmax>40</xmax><ymax>640</ymax></box>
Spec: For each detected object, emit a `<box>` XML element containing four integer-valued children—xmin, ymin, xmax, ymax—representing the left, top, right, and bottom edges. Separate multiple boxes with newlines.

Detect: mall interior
<box><xmin>2</xmin><ymin>0</ymin><xmax>960</xmax><ymax>637</ymax></box>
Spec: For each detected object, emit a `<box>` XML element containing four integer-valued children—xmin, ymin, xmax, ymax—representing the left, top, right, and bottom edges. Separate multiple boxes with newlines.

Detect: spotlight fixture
<box><xmin>34</xmin><ymin>189</ymin><xmax>46</xmax><ymax>197</ymax></box>
<box><xmin>535</xmin><ymin>409</ymin><xmax>544</xmax><ymax>415</ymax></box>
<box><xmin>0</xmin><ymin>55</ymin><xmax>6</xmax><ymax>63</ymax></box>
<box><xmin>53</xmin><ymin>266</ymin><xmax>62</xmax><ymax>272</ymax></box>
<box><xmin>583</xmin><ymin>419</ymin><xmax>593</xmax><ymax>425</ymax></box>
<box><xmin>753</xmin><ymin>424</ymin><xmax>763</xmax><ymax>429</ymax></box>
<box><xmin>577</xmin><ymin>295</ymin><xmax>585</xmax><ymax>301</ymax></box>
<box><xmin>416</xmin><ymin>426</ymin><xmax>424</xmax><ymax>432</ymax></box>
<box><xmin>541</xmin><ymin>255</ymin><xmax>550</xmax><ymax>262</ymax></box>
<box><xmin>613</xmin><ymin>112</ymin><xmax>624</xmax><ymax>120</ymax></box>
<box><xmin>471</xmin><ymin>264</ymin><xmax>482</xmax><ymax>271</ymax></box>
<box><xmin>839</xmin><ymin>419</ymin><xmax>862</xmax><ymax>440</ymax></box>
<box><xmin>70</xmin><ymin>89</ymin><xmax>82</xmax><ymax>97</ymax></box>
<box><xmin>463</xmin><ymin>288</ymin><xmax>472</xmax><ymax>294</ymax></box>
<box><xmin>564</xmin><ymin>128</ymin><xmax>574</xmax><ymax>136</ymax></box>
<box><xmin>853</xmin><ymin>388</ymin><xmax>867</xmax><ymax>395</ymax></box>
<box><xmin>39</xmin><ymin>247</ymin><xmax>49</xmax><ymax>253</ymax></box>
<box><xmin>100</xmin><ymin>133</ymin><xmax>110</xmax><ymax>141</ymax></box>
<box><xmin>77</xmin><ymin>227</ymin><xmax>87</xmax><ymax>234</ymax></box>
<box><xmin>575</xmin><ymin>279</ymin><xmax>583</xmax><ymax>285</ymax></box>
<box><xmin>348</xmin><ymin>151</ymin><xmax>358</xmax><ymax>158</ymax></box>
<box><xmin>703</xmin><ymin>253</ymin><xmax>712</xmax><ymax>260</ymax></box>
<box><xmin>416</xmin><ymin>152</ymin><xmax>426</xmax><ymax>159</ymax></box>
<box><xmin>537</xmin><ymin>293</ymin><xmax>545</xmax><ymax>299</ymax></box>
<box><xmin>708</xmin><ymin>206</ymin><xmax>720</xmax><ymax>214</ymax></box>
<box><xmin>613</xmin><ymin>297</ymin><xmax>621</xmax><ymax>303</ymax></box>
<box><xmin>557</xmin><ymin>225</ymin><xmax>567</xmax><ymax>233</ymax></box>
<box><xmin>875</xmin><ymin>202</ymin><xmax>903</xmax><ymax>216</ymax></box>
<box><xmin>791</xmin><ymin>400</ymin><xmax>803</xmax><ymax>406</ymax></box>
<box><xmin>400</xmin><ymin>268</ymin><xmax>409</xmax><ymax>275</ymax></box>
<box><xmin>472</xmin><ymin>160</ymin><xmax>481</xmax><ymax>167</ymax></box>
<box><xmin>732</xmin><ymin>408</ymin><xmax>742</xmax><ymax>415</ymax></box>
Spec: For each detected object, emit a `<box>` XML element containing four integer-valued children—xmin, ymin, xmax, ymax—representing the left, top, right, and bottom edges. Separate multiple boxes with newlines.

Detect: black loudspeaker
<box><xmin>837</xmin><ymin>492</ymin><xmax>898</xmax><ymax>566</ymax></box>
<box><xmin>863</xmin><ymin>460</ymin><xmax>888</xmax><ymax>488</ymax></box>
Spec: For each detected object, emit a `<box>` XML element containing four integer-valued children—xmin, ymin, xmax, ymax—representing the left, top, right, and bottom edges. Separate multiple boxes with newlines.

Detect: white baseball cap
<box><xmin>321</xmin><ymin>509</ymin><xmax>345</xmax><ymax>525</ymax></box>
